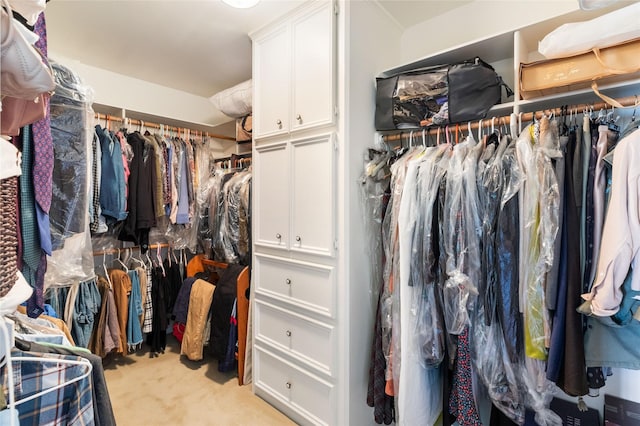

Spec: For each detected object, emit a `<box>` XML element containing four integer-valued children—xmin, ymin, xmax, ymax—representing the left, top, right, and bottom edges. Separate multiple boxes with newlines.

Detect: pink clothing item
<box><xmin>116</xmin><ymin>131</ymin><xmax>131</xmax><ymax>210</ymax></box>
<box><xmin>583</xmin><ymin>128</ymin><xmax>640</xmax><ymax>316</ymax></box>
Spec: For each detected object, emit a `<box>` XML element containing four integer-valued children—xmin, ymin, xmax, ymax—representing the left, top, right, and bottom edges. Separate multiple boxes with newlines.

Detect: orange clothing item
<box><xmin>109</xmin><ymin>269</ymin><xmax>131</xmax><ymax>355</ymax></box>
<box><xmin>186</xmin><ymin>254</ymin><xmax>206</xmax><ymax>278</ymax></box>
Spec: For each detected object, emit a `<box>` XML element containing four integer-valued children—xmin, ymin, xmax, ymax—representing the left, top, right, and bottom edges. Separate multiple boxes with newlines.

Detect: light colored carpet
<box><xmin>103</xmin><ymin>335</ymin><xmax>295</xmax><ymax>426</ymax></box>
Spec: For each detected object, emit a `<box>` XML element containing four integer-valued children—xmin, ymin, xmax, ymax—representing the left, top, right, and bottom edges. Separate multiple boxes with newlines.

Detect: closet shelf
<box><xmin>516</xmin><ymin>77</ymin><xmax>640</xmax><ymax>113</ymax></box>
<box><xmin>93</xmin><ymin>103</ymin><xmax>236</xmax><ymax>140</ymax></box>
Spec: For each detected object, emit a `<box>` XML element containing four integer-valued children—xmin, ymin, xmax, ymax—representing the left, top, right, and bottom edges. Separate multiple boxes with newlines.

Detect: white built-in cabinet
<box><xmin>251</xmin><ymin>1</ymin><xmax>338</xmax><ymax>425</ymax></box>
<box><xmin>253</xmin><ymin>0</ymin><xmax>335</xmax><ymax>140</ymax></box>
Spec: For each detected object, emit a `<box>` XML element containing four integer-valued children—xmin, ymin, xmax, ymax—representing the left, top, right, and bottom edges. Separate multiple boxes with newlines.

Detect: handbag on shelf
<box><xmin>375</xmin><ymin>57</ymin><xmax>512</xmax><ymax>131</ymax></box>
<box><xmin>0</xmin><ymin>0</ymin><xmax>55</xmax><ymax>101</ymax></box>
<box><xmin>1</xmin><ymin>93</ymin><xmax>47</xmax><ymax>136</ymax></box>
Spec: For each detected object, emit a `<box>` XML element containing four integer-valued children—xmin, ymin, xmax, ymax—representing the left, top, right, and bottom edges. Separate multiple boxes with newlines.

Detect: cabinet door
<box><xmin>254</xmin><ymin>142</ymin><xmax>290</xmax><ymax>250</ymax></box>
<box><xmin>253</xmin><ymin>24</ymin><xmax>290</xmax><ymax>139</ymax></box>
<box><xmin>290</xmin><ymin>133</ymin><xmax>335</xmax><ymax>257</ymax></box>
<box><xmin>290</xmin><ymin>1</ymin><xmax>335</xmax><ymax>132</ymax></box>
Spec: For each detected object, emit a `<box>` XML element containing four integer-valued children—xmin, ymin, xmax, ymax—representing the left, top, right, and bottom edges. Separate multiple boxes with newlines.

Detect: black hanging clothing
<box><xmin>147</xmin><ymin>266</ymin><xmax>168</xmax><ymax>354</ymax></box>
<box><xmin>549</xmin><ymin>130</ymin><xmax>589</xmax><ymax>396</ymax></box>
<box><xmin>119</xmin><ymin>132</ymin><xmax>156</xmax><ymax>253</ymax></box>
<box><xmin>164</xmin><ymin>259</ymin><xmax>183</xmax><ymax>316</ymax></box>
<box><xmin>208</xmin><ymin>264</ymin><xmax>244</xmax><ymax>360</ymax></box>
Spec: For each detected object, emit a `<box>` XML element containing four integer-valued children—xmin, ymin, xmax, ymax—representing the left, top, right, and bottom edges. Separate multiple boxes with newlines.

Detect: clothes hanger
<box><xmin>10</xmin><ymin>357</ymin><xmax>92</xmax><ymax>409</ymax></box>
<box><xmin>103</xmin><ymin>252</ymin><xmax>113</xmax><ymax>289</ymax></box>
<box><xmin>171</xmin><ymin>246</ymin><xmax>179</xmax><ymax>265</ymax></box>
<box><xmin>156</xmin><ymin>245</ymin><xmax>165</xmax><ymax>276</ymax></box>
<box><xmin>0</xmin><ymin>317</ymin><xmax>93</xmax><ymax>412</ymax></box>
<box><xmin>145</xmin><ymin>251</ymin><xmax>154</xmax><ymax>269</ymax></box>
<box><xmin>128</xmin><ymin>247</ymin><xmax>145</xmax><ymax>269</ymax></box>
<box><xmin>477</xmin><ymin>119</ymin><xmax>483</xmax><ymax>141</ymax></box>
<box><xmin>113</xmin><ymin>248</ymin><xmax>129</xmax><ymax>273</ymax></box>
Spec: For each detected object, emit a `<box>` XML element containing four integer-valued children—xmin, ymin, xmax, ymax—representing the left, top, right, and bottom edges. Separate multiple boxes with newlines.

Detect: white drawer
<box><xmin>254</xmin><ymin>254</ymin><xmax>335</xmax><ymax>318</ymax></box>
<box><xmin>255</xmin><ymin>300</ymin><xmax>334</xmax><ymax>376</ymax></box>
<box><xmin>255</xmin><ymin>345</ymin><xmax>335</xmax><ymax>426</ymax></box>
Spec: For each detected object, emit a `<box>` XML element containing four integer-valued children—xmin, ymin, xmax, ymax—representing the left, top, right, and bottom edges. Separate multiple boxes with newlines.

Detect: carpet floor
<box><xmin>103</xmin><ymin>335</ymin><xmax>295</xmax><ymax>425</ymax></box>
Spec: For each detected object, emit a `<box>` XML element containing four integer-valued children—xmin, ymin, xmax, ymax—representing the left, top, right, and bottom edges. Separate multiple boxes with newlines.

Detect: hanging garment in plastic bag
<box><xmin>46</xmin><ymin>60</ymin><xmax>95</xmax><ymax>288</ymax></box>
<box><xmin>516</xmin><ymin>121</ymin><xmax>560</xmax><ymax>361</ymax></box>
<box><xmin>410</xmin><ymin>145</ymin><xmax>450</xmax><ymax>367</ymax></box>
<box><xmin>443</xmin><ymin>137</ymin><xmax>482</xmax><ymax>335</ymax></box>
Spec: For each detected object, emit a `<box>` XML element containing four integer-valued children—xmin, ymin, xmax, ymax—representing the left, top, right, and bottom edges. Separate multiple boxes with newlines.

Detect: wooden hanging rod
<box><xmin>201</xmin><ymin>258</ymin><xmax>230</xmax><ymax>269</ymax></box>
<box><xmin>95</xmin><ymin>113</ymin><xmax>237</xmax><ymax>142</ymax></box>
<box><xmin>92</xmin><ymin>243</ymin><xmax>171</xmax><ymax>257</ymax></box>
<box><xmin>382</xmin><ymin>95</ymin><xmax>640</xmax><ymax>143</ymax></box>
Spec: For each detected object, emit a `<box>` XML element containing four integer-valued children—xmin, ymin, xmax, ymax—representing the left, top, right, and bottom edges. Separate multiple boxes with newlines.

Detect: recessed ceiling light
<box><xmin>221</xmin><ymin>0</ymin><xmax>260</xmax><ymax>8</ymax></box>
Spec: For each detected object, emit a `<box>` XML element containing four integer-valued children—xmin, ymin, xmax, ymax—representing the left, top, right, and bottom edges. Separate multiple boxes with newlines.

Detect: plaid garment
<box><xmin>10</xmin><ymin>350</ymin><xmax>95</xmax><ymax>426</ymax></box>
<box><xmin>143</xmin><ymin>266</ymin><xmax>153</xmax><ymax>334</ymax></box>
<box><xmin>89</xmin><ymin>132</ymin><xmax>100</xmax><ymax>233</ymax></box>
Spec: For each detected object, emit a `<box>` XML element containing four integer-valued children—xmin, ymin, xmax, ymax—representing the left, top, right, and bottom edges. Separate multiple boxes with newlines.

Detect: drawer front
<box><xmin>254</xmin><ymin>254</ymin><xmax>335</xmax><ymax>318</ymax></box>
<box><xmin>255</xmin><ymin>300</ymin><xmax>334</xmax><ymax>376</ymax></box>
<box><xmin>255</xmin><ymin>346</ymin><xmax>335</xmax><ymax>426</ymax></box>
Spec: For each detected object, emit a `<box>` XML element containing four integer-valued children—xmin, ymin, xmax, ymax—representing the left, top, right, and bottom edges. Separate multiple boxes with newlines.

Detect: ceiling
<box><xmin>45</xmin><ymin>1</ymin><xmax>470</xmax><ymax>99</ymax></box>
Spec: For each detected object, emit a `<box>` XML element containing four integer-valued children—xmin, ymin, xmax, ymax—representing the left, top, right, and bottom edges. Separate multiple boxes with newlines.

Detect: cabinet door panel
<box><xmin>254</xmin><ymin>143</ymin><xmax>289</xmax><ymax>249</ymax></box>
<box><xmin>290</xmin><ymin>134</ymin><xmax>335</xmax><ymax>257</ymax></box>
<box><xmin>253</xmin><ymin>25</ymin><xmax>290</xmax><ymax>139</ymax></box>
<box><xmin>291</xmin><ymin>1</ymin><xmax>335</xmax><ymax>132</ymax></box>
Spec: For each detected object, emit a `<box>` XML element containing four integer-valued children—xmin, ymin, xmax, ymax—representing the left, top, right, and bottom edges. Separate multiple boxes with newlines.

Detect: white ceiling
<box><xmin>45</xmin><ymin>0</ymin><xmax>470</xmax><ymax>100</ymax></box>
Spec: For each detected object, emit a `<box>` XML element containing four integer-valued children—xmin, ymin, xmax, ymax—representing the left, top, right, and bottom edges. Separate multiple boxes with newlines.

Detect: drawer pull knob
<box><xmin>296</xmin><ymin>114</ymin><xmax>302</xmax><ymax>123</ymax></box>
<box><xmin>276</xmin><ymin>233</ymin><xmax>281</xmax><ymax>240</ymax></box>
<box><xmin>276</xmin><ymin>119</ymin><xmax>282</xmax><ymax>127</ymax></box>
<box><xmin>295</xmin><ymin>235</ymin><xmax>301</xmax><ymax>242</ymax></box>
<box><xmin>286</xmin><ymin>330</ymin><xmax>292</xmax><ymax>337</ymax></box>
<box><xmin>286</xmin><ymin>382</ymin><xmax>292</xmax><ymax>389</ymax></box>
<box><xmin>285</xmin><ymin>278</ymin><xmax>291</xmax><ymax>285</ymax></box>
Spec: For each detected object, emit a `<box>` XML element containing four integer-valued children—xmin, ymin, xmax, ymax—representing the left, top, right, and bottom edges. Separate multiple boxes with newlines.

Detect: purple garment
<box><xmin>176</xmin><ymin>145</ymin><xmax>190</xmax><ymax>224</ymax></box>
<box><xmin>31</xmin><ymin>14</ymin><xmax>54</xmax><ymax>253</ymax></box>
<box><xmin>172</xmin><ymin>277</ymin><xmax>197</xmax><ymax>324</ymax></box>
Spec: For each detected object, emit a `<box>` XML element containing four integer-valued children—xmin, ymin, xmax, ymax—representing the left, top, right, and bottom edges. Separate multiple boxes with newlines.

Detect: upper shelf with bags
<box><xmin>374</xmin><ymin>1</ymin><xmax>640</xmax><ymax>131</ymax></box>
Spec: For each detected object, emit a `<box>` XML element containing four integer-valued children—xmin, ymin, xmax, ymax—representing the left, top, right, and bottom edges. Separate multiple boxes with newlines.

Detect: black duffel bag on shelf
<box><xmin>375</xmin><ymin>57</ymin><xmax>513</xmax><ymax>131</ymax></box>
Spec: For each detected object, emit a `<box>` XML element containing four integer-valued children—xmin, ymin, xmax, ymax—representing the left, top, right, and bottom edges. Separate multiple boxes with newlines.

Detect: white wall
<box><xmin>399</xmin><ymin>0</ymin><xmax>580</xmax><ymax>64</ymax></box>
<box><xmin>49</xmin><ymin>52</ymin><xmax>233</xmax><ymax>131</ymax></box>
<box><xmin>341</xmin><ymin>1</ymin><xmax>402</xmax><ymax>424</ymax></box>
